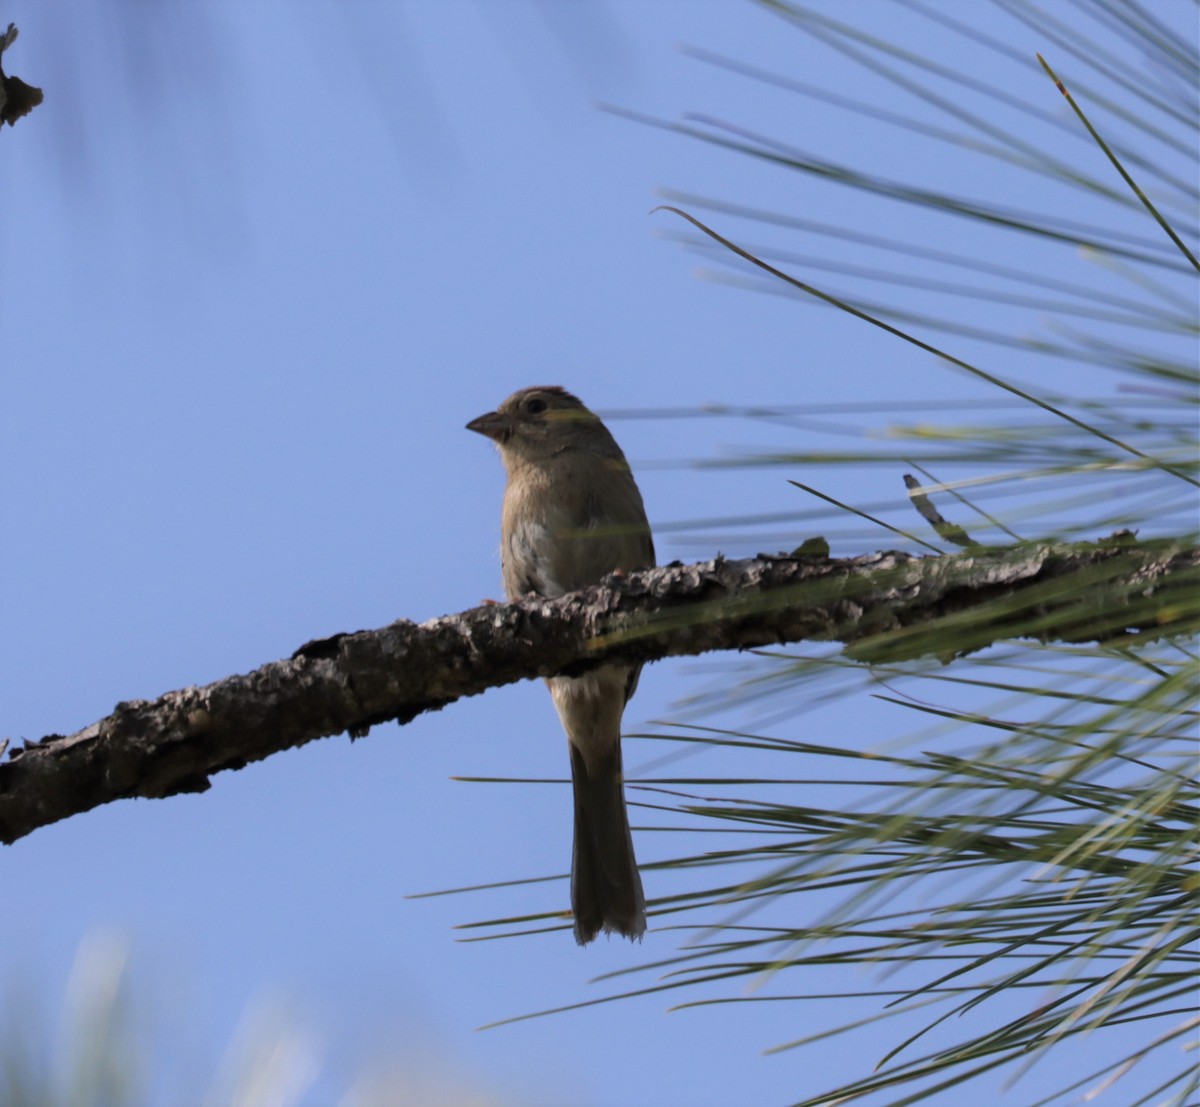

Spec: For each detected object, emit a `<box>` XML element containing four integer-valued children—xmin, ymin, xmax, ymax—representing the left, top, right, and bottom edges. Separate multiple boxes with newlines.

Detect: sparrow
<box><xmin>467</xmin><ymin>386</ymin><xmax>653</xmax><ymax>944</ymax></box>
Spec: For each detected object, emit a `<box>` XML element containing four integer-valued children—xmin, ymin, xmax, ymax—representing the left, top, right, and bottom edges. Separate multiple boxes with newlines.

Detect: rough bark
<box><xmin>2</xmin><ymin>538</ymin><xmax>1196</xmax><ymax>844</ymax></box>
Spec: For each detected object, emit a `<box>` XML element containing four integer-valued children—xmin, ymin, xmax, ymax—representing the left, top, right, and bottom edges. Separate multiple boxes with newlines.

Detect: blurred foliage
<box><xmin>0</xmin><ymin>933</ymin><xmax>498</xmax><ymax>1107</ymax></box>
<box><xmin>1</xmin><ymin>934</ymin><xmax>142</xmax><ymax>1107</ymax></box>
<box><xmin>456</xmin><ymin>2</ymin><xmax>1199</xmax><ymax>1105</ymax></box>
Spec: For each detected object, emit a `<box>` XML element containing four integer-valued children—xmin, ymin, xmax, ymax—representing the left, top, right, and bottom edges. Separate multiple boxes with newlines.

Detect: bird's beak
<box><xmin>466</xmin><ymin>410</ymin><xmax>512</xmax><ymax>443</ymax></box>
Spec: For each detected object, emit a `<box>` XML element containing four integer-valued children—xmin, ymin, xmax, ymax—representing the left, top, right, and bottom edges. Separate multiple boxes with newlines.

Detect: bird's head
<box><xmin>467</xmin><ymin>386</ymin><xmax>618</xmax><ymax>465</ymax></box>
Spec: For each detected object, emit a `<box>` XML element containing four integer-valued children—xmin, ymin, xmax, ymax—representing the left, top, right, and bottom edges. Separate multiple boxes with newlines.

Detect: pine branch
<box><xmin>2</xmin><ymin>537</ymin><xmax>1196</xmax><ymax>844</ymax></box>
<box><xmin>0</xmin><ymin>24</ymin><xmax>43</xmax><ymax>129</ymax></box>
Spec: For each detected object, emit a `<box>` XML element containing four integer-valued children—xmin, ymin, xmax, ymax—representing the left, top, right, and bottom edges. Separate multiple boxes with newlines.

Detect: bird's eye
<box><xmin>525</xmin><ymin>397</ymin><xmax>548</xmax><ymax>415</ymax></box>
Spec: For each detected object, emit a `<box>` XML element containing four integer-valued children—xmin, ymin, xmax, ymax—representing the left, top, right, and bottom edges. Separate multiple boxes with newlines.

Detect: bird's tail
<box><xmin>569</xmin><ymin>741</ymin><xmax>646</xmax><ymax>945</ymax></box>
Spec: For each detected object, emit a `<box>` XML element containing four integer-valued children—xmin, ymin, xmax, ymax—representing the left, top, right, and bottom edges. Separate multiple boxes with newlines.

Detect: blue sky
<box><xmin>2</xmin><ymin>3</ymin><xmax>1195</xmax><ymax>1106</ymax></box>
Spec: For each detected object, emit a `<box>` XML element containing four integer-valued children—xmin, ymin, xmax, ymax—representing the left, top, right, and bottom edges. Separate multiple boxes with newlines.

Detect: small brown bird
<box><xmin>467</xmin><ymin>386</ymin><xmax>653</xmax><ymax>944</ymax></box>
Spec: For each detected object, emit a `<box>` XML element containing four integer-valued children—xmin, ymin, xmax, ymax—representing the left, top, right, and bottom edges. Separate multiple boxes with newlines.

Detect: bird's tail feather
<box><xmin>569</xmin><ymin>742</ymin><xmax>645</xmax><ymax>945</ymax></box>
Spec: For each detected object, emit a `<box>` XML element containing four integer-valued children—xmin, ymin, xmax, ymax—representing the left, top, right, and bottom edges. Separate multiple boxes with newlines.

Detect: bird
<box><xmin>467</xmin><ymin>386</ymin><xmax>653</xmax><ymax>944</ymax></box>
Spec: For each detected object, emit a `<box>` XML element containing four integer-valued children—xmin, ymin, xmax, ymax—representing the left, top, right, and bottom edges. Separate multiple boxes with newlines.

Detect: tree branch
<box><xmin>0</xmin><ymin>24</ymin><xmax>43</xmax><ymax>129</ymax></box>
<box><xmin>3</xmin><ymin>538</ymin><xmax>1196</xmax><ymax>844</ymax></box>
